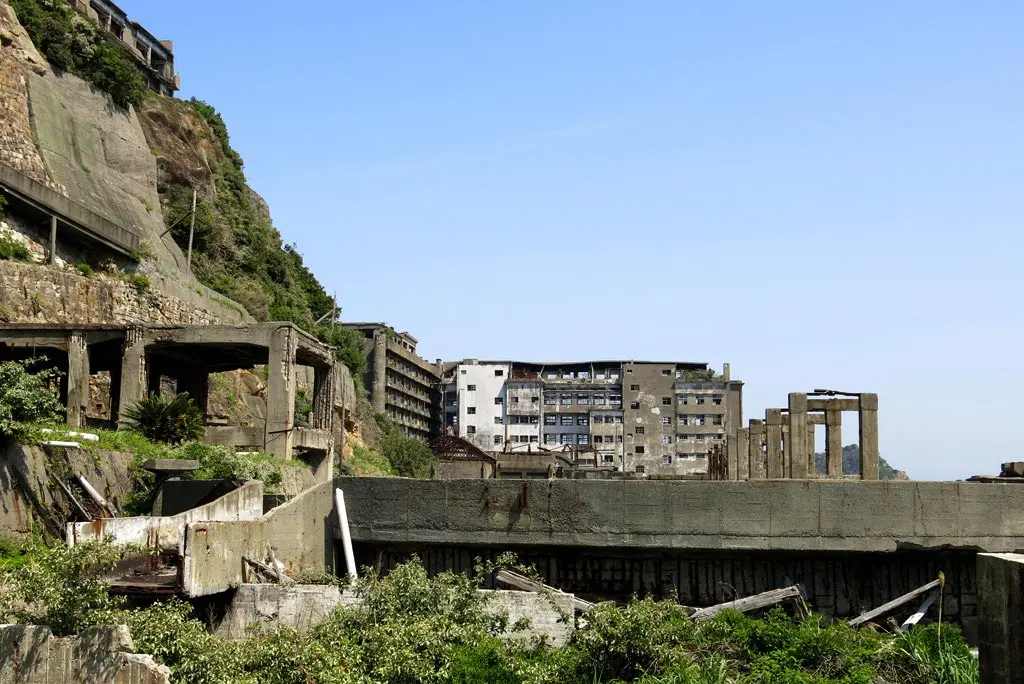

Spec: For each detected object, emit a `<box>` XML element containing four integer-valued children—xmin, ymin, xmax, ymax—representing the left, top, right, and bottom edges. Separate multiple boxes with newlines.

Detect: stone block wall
<box><xmin>0</xmin><ymin>625</ymin><xmax>169</xmax><ymax>683</ymax></box>
<box><xmin>977</xmin><ymin>552</ymin><xmax>1024</xmax><ymax>684</ymax></box>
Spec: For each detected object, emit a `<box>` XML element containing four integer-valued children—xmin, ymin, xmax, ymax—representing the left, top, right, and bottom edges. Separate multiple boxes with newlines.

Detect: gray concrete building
<box><xmin>342</xmin><ymin>323</ymin><xmax>440</xmax><ymax>439</ymax></box>
<box><xmin>441</xmin><ymin>360</ymin><xmax>742</xmax><ymax>477</ymax></box>
<box><xmin>65</xmin><ymin>0</ymin><xmax>180</xmax><ymax>96</ymax></box>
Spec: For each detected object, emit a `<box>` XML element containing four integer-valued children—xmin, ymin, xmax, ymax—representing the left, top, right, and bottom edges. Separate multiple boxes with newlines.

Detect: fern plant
<box><xmin>122</xmin><ymin>392</ymin><xmax>204</xmax><ymax>444</ymax></box>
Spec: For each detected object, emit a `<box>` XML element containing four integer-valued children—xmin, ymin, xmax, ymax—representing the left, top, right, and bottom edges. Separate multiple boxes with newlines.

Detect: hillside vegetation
<box><xmin>814</xmin><ymin>444</ymin><xmax>906</xmax><ymax>480</ymax></box>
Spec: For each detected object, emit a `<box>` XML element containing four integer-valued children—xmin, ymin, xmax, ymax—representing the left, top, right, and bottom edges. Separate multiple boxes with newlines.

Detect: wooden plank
<box><xmin>690</xmin><ymin>585</ymin><xmax>803</xmax><ymax>621</ymax></box>
<box><xmin>848</xmin><ymin>579</ymin><xmax>942</xmax><ymax>627</ymax></box>
<box><xmin>495</xmin><ymin>569</ymin><xmax>595</xmax><ymax>613</ymax></box>
<box><xmin>900</xmin><ymin>588</ymin><xmax>940</xmax><ymax>631</ymax></box>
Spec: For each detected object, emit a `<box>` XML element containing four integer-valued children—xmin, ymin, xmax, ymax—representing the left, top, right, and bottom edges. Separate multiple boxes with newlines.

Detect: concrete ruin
<box><xmin>728</xmin><ymin>390</ymin><xmax>879</xmax><ymax>480</ymax></box>
<box><xmin>0</xmin><ymin>323</ymin><xmax>338</xmax><ymax>468</ymax></box>
<box><xmin>977</xmin><ymin>553</ymin><xmax>1024</xmax><ymax>684</ymax></box>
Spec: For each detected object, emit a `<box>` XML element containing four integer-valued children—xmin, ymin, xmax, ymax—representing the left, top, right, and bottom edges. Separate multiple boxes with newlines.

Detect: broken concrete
<box><xmin>0</xmin><ymin>625</ymin><xmax>169</xmax><ymax>683</ymax></box>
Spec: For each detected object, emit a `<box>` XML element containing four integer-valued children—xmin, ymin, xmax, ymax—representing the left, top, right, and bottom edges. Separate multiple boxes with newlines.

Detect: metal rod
<box><xmin>335</xmin><ymin>488</ymin><xmax>357</xmax><ymax>578</ymax></box>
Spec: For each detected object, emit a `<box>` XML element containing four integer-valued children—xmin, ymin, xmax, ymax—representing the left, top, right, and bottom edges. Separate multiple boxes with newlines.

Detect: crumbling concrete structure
<box><xmin>977</xmin><ymin>552</ymin><xmax>1024</xmax><ymax>683</ymax></box>
<box><xmin>727</xmin><ymin>390</ymin><xmax>879</xmax><ymax>480</ymax></box>
<box><xmin>0</xmin><ymin>323</ymin><xmax>338</xmax><ymax>470</ymax></box>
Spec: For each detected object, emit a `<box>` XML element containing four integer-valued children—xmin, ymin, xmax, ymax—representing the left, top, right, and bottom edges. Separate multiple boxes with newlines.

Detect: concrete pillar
<box><xmin>372</xmin><ymin>331</ymin><xmax>387</xmax><ymax>414</ymax></box>
<box><xmin>807</xmin><ymin>422</ymin><xmax>816</xmax><ymax>476</ymax></box>
<box><xmin>858</xmin><ymin>393</ymin><xmax>879</xmax><ymax>480</ymax></box>
<box><xmin>736</xmin><ymin>428</ymin><xmax>749</xmax><ymax>480</ymax></box>
<box><xmin>826</xmin><ymin>409</ymin><xmax>843</xmax><ymax>478</ymax></box>
<box><xmin>726</xmin><ymin>432</ymin><xmax>738</xmax><ymax>480</ymax></box>
<box><xmin>265</xmin><ymin>326</ymin><xmax>297</xmax><ymax>459</ymax></box>
<box><xmin>48</xmin><ymin>215</ymin><xmax>57</xmax><ymax>265</ymax></box>
<box><xmin>116</xmin><ymin>327</ymin><xmax>146</xmax><ymax>425</ymax></box>
<box><xmin>178</xmin><ymin>365</ymin><xmax>209</xmax><ymax>417</ymax></box>
<box><xmin>788</xmin><ymin>393</ymin><xmax>808</xmax><ymax>479</ymax></box>
<box><xmin>748</xmin><ymin>420</ymin><xmax>765</xmax><ymax>479</ymax></box>
<box><xmin>66</xmin><ymin>332</ymin><xmax>90</xmax><ymax>428</ymax></box>
<box><xmin>781</xmin><ymin>423</ymin><xmax>790</xmax><ymax>478</ymax></box>
<box><xmin>311</xmin><ymin>364</ymin><xmax>334</xmax><ymax>430</ymax></box>
<box><xmin>765</xmin><ymin>410</ymin><xmax>783</xmax><ymax>478</ymax></box>
<box><xmin>977</xmin><ymin>552</ymin><xmax>1024</xmax><ymax>684</ymax></box>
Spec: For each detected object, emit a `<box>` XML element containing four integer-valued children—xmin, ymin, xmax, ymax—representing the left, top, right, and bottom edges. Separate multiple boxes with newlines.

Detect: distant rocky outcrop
<box><xmin>814</xmin><ymin>444</ymin><xmax>908</xmax><ymax>480</ymax></box>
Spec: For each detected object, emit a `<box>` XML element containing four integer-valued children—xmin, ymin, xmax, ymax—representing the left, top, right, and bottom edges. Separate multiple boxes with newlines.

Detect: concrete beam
<box><xmin>807</xmin><ymin>398</ymin><xmax>860</xmax><ymax>412</ymax></box>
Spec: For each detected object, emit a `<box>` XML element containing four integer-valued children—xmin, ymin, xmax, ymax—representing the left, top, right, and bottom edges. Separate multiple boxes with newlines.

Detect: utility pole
<box><xmin>185</xmin><ymin>188</ymin><xmax>197</xmax><ymax>273</ymax></box>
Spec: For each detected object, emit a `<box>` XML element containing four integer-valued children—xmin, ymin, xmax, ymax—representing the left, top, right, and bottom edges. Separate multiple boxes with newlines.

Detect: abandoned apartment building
<box><xmin>65</xmin><ymin>0</ymin><xmax>179</xmax><ymax>96</ymax></box>
<box><xmin>440</xmin><ymin>360</ymin><xmax>743</xmax><ymax>477</ymax></box>
<box><xmin>341</xmin><ymin>323</ymin><xmax>441</xmax><ymax>440</ymax></box>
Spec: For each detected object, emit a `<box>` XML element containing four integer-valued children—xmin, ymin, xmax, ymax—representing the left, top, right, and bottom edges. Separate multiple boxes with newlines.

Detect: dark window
<box><xmin>544</xmin><ymin>434</ymin><xmax>556</xmax><ymax>444</ymax></box>
<box><xmin>576</xmin><ymin>394</ymin><xmax>589</xmax><ymax>405</ymax></box>
<box><xmin>630</xmin><ymin>384</ymin><xmax>640</xmax><ymax>391</ymax></box>
<box><xmin>635</xmin><ymin>446</ymin><xmax>646</xmax><ymax>454</ymax></box>
<box><xmin>494</xmin><ymin>435</ymin><xmax>502</xmax><ymax>445</ymax></box>
<box><xmin>662</xmin><ymin>416</ymin><xmax>672</xmax><ymax>425</ymax></box>
<box><xmin>531</xmin><ymin>396</ymin><xmax>540</xmax><ymax>403</ymax></box>
<box><xmin>662</xmin><ymin>397</ymin><xmax>672</xmax><ymax>405</ymax></box>
<box><xmin>577</xmin><ymin>415</ymin><xmax>589</xmax><ymax>426</ymax></box>
<box><xmin>713</xmin><ymin>395</ymin><xmax>723</xmax><ymax>405</ymax></box>
<box><xmin>578</xmin><ymin>434</ymin><xmax>590</xmax><ymax>445</ymax></box>
<box><xmin>494</xmin><ymin>416</ymin><xmax>502</xmax><ymax>424</ymax></box>
<box><xmin>494</xmin><ymin>397</ymin><xmax>503</xmax><ymax>405</ymax></box>
<box><xmin>661</xmin><ymin>369</ymin><xmax>671</xmax><ymax>376</ymax></box>
<box><xmin>560</xmin><ymin>415</ymin><xmax>574</xmax><ymax>426</ymax></box>
<box><xmin>594</xmin><ymin>435</ymin><xmax>604</xmax><ymax>444</ymax></box>
<box><xmin>635</xmin><ymin>427</ymin><xmax>645</xmax><ymax>435</ymax></box>
<box><xmin>544</xmin><ymin>415</ymin><xmax>557</xmax><ymax>425</ymax></box>
<box><xmin>467</xmin><ymin>426</ymin><xmax>476</xmax><ymax>435</ymax></box>
<box><xmin>467</xmin><ymin>407</ymin><xmax>476</xmax><ymax>415</ymax></box>
<box><xmin>713</xmin><ymin>415</ymin><xmax>723</xmax><ymax>425</ymax></box>
<box><xmin>663</xmin><ymin>454</ymin><xmax>672</xmax><ymax>464</ymax></box>
<box><xmin>467</xmin><ymin>384</ymin><xmax>477</xmax><ymax>391</ymax></box>
<box><xmin>511</xmin><ymin>396</ymin><xmax>520</xmax><ymax>404</ymax></box>
<box><xmin>495</xmin><ymin>369</ymin><xmax>504</xmax><ymax>376</ymax></box>
<box><xmin>593</xmin><ymin>416</ymin><xmax>604</xmax><ymax>424</ymax></box>
<box><xmin>529</xmin><ymin>416</ymin><xmax>539</xmax><ymax>424</ymax></box>
<box><xmin>630</xmin><ymin>401</ymin><xmax>640</xmax><ymax>409</ymax></box>
<box><xmin>635</xmin><ymin>465</ymin><xmax>645</xmax><ymax>474</ymax></box>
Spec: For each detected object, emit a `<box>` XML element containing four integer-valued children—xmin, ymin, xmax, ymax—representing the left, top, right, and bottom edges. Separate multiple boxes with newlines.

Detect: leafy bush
<box><xmin>0</xmin><ymin>231</ymin><xmax>31</xmax><ymax>262</ymax></box>
<box><xmin>118</xmin><ymin>272</ymin><xmax>150</xmax><ymax>289</ymax></box>
<box><xmin>122</xmin><ymin>392</ymin><xmax>203</xmax><ymax>444</ymax></box>
<box><xmin>75</xmin><ymin>263</ymin><xmax>93</xmax><ymax>277</ymax></box>
<box><xmin>375</xmin><ymin>413</ymin><xmax>436</xmax><ymax>478</ymax></box>
<box><xmin>10</xmin><ymin>0</ymin><xmax>145</xmax><ymax>109</ymax></box>
<box><xmin>180</xmin><ymin>442</ymin><xmax>287</xmax><ymax>491</ymax></box>
<box><xmin>0</xmin><ymin>359</ymin><xmax>63</xmax><ymax>437</ymax></box>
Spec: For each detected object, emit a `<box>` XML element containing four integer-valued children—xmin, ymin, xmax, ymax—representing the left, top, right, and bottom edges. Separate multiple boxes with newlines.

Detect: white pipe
<box><xmin>77</xmin><ymin>475</ymin><xmax>112</xmax><ymax>514</ymax></box>
<box><xmin>43</xmin><ymin>441</ymin><xmax>80</xmax><ymax>448</ymax></box>
<box><xmin>334</xmin><ymin>488</ymin><xmax>357</xmax><ymax>579</ymax></box>
<box><xmin>40</xmin><ymin>429</ymin><xmax>99</xmax><ymax>442</ymax></box>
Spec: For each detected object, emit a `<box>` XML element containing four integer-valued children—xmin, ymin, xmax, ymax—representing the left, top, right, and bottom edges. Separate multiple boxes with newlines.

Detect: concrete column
<box><xmin>826</xmin><ymin>409</ymin><xmax>843</xmax><ymax>478</ymax></box>
<box><xmin>311</xmin><ymin>365</ymin><xmax>335</xmax><ymax>430</ymax></box>
<box><xmin>858</xmin><ymin>393</ymin><xmax>879</xmax><ymax>480</ymax></box>
<box><xmin>765</xmin><ymin>410</ymin><xmax>783</xmax><ymax>479</ymax></box>
<box><xmin>65</xmin><ymin>332</ymin><xmax>90</xmax><ymax>428</ymax></box>
<box><xmin>116</xmin><ymin>328</ymin><xmax>146</xmax><ymax>425</ymax></box>
<box><xmin>788</xmin><ymin>393</ymin><xmax>808</xmax><ymax>479</ymax></box>
<box><xmin>781</xmin><ymin>423</ymin><xmax>790</xmax><ymax>478</ymax></box>
<box><xmin>807</xmin><ymin>422</ymin><xmax>816</xmax><ymax>476</ymax></box>
<box><xmin>736</xmin><ymin>428</ymin><xmax>749</xmax><ymax>480</ymax></box>
<box><xmin>747</xmin><ymin>420</ymin><xmax>765</xmax><ymax>479</ymax></box>
<box><xmin>265</xmin><ymin>326</ymin><xmax>297</xmax><ymax>459</ymax></box>
<box><xmin>178</xmin><ymin>365</ymin><xmax>209</xmax><ymax>417</ymax></box>
<box><xmin>726</xmin><ymin>432</ymin><xmax>738</xmax><ymax>480</ymax></box>
<box><xmin>48</xmin><ymin>215</ymin><xmax>57</xmax><ymax>265</ymax></box>
<box><xmin>977</xmin><ymin>552</ymin><xmax>1024</xmax><ymax>684</ymax></box>
<box><xmin>372</xmin><ymin>331</ymin><xmax>387</xmax><ymax>413</ymax></box>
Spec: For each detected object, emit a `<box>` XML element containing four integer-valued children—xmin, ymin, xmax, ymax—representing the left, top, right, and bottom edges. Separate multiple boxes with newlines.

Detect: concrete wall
<box><xmin>977</xmin><ymin>552</ymin><xmax>1024</xmax><ymax>683</ymax></box>
<box><xmin>340</xmin><ymin>478</ymin><xmax>1024</xmax><ymax>553</ymax></box>
<box><xmin>434</xmin><ymin>460</ymin><xmax>494</xmax><ymax>479</ymax></box>
<box><xmin>0</xmin><ymin>625</ymin><xmax>169</xmax><ymax>683</ymax></box>
<box><xmin>213</xmin><ymin>583</ymin><xmax>573</xmax><ymax>648</ymax></box>
<box><xmin>68</xmin><ymin>481</ymin><xmax>264</xmax><ymax>551</ymax></box>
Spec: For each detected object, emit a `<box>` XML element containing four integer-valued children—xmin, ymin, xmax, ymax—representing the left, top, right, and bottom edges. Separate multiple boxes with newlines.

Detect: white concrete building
<box><xmin>443</xmin><ymin>361</ymin><xmax>510</xmax><ymax>452</ymax></box>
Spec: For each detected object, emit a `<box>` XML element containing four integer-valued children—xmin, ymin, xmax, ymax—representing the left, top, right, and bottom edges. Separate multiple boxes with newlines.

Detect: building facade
<box><xmin>441</xmin><ymin>360</ymin><xmax>742</xmax><ymax>476</ymax></box>
<box><xmin>343</xmin><ymin>323</ymin><xmax>440</xmax><ymax>440</ymax></box>
<box><xmin>66</xmin><ymin>0</ymin><xmax>180</xmax><ymax>96</ymax></box>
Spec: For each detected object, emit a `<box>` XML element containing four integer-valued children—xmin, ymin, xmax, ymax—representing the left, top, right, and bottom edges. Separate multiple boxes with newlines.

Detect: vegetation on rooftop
<box><xmin>10</xmin><ymin>0</ymin><xmax>145</xmax><ymax>109</ymax></box>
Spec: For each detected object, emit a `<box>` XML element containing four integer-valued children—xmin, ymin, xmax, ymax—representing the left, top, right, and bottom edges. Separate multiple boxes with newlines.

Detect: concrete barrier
<box><xmin>0</xmin><ymin>625</ymin><xmax>169</xmax><ymax>683</ymax></box>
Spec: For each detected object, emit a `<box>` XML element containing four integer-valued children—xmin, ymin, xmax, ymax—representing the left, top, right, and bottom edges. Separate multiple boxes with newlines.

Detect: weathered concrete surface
<box><xmin>213</xmin><ymin>584</ymin><xmax>573</xmax><ymax>647</ymax></box>
<box><xmin>68</xmin><ymin>481</ymin><xmax>264</xmax><ymax>551</ymax></box>
<box><xmin>213</xmin><ymin>584</ymin><xmax>360</xmax><ymax>640</ymax></box>
<box><xmin>340</xmin><ymin>478</ymin><xmax>1024</xmax><ymax>553</ymax></box>
<box><xmin>0</xmin><ymin>443</ymin><xmax>134</xmax><ymax>538</ymax></box>
<box><xmin>977</xmin><ymin>553</ymin><xmax>1024</xmax><ymax>683</ymax></box>
<box><xmin>0</xmin><ymin>625</ymin><xmax>169</xmax><ymax>683</ymax></box>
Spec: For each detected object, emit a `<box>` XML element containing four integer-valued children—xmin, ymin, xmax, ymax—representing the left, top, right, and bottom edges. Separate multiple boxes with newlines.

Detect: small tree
<box><xmin>122</xmin><ymin>392</ymin><xmax>204</xmax><ymax>444</ymax></box>
<box><xmin>0</xmin><ymin>359</ymin><xmax>64</xmax><ymax>437</ymax></box>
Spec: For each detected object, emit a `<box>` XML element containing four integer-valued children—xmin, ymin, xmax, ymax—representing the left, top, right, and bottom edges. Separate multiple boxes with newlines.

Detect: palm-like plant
<box><xmin>122</xmin><ymin>392</ymin><xmax>204</xmax><ymax>444</ymax></box>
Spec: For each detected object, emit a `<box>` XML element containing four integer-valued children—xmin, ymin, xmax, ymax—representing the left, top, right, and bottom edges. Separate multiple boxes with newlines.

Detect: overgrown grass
<box><xmin>343</xmin><ymin>444</ymin><xmax>395</xmax><ymax>476</ymax></box>
<box><xmin>0</xmin><ymin>231</ymin><xmax>31</xmax><ymax>262</ymax></box>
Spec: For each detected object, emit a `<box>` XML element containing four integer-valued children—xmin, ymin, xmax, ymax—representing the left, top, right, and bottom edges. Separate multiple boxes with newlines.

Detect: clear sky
<box><xmin>137</xmin><ymin>1</ymin><xmax>1023</xmax><ymax>481</ymax></box>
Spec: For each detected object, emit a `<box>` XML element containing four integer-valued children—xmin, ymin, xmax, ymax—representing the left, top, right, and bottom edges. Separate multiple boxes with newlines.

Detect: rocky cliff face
<box><xmin>0</xmin><ymin>2</ymin><xmax>249</xmax><ymax>325</ymax></box>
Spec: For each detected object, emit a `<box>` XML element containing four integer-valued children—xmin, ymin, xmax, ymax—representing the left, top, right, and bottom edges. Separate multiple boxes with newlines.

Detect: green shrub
<box><xmin>122</xmin><ymin>392</ymin><xmax>203</xmax><ymax>444</ymax></box>
<box><xmin>10</xmin><ymin>0</ymin><xmax>145</xmax><ymax>109</ymax></box>
<box><xmin>75</xmin><ymin>263</ymin><xmax>93</xmax><ymax>277</ymax></box>
<box><xmin>374</xmin><ymin>412</ymin><xmax>436</xmax><ymax>478</ymax></box>
<box><xmin>119</xmin><ymin>272</ymin><xmax>150</xmax><ymax>289</ymax></box>
<box><xmin>0</xmin><ymin>232</ymin><xmax>31</xmax><ymax>262</ymax></box>
<box><xmin>0</xmin><ymin>359</ymin><xmax>63</xmax><ymax>437</ymax></box>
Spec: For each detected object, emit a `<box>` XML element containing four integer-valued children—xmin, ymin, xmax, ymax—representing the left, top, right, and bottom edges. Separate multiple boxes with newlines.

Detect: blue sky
<box><xmin>138</xmin><ymin>1</ymin><xmax>1023</xmax><ymax>481</ymax></box>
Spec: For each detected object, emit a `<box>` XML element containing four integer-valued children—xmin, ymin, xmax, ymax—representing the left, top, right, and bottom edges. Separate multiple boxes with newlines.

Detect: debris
<box><xmin>243</xmin><ymin>555</ymin><xmax>294</xmax><ymax>584</ymax></box>
<box><xmin>495</xmin><ymin>569</ymin><xmax>595</xmax><ymax>613</ymax></box>
<box><xmin>691</xmin><ymin>585</ymin><xmax>805</xmax><ymax>621</ymax></box>
<box><xmin>39</xmin><ymin>428</ymin><xmax>99</xmax><ymax>442</ymax></box>
<box><xmin>899</xmin><ymin>588</ymin><xmax>940</xmax><ymax>631</ymax></box>
<box><xmin>848</xmin><ymin>579</ymin><xmax>942</xmax><ymax>628</ymax></box>
<box><xmin>49</xmin><ymin>473</ymin><xmax>90</xmax><ymax>521</ymax></box>
<box><xmin>77</xmin><ymin>475</ymin><xmax>118</xmax><ymax>517</ymax></box>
